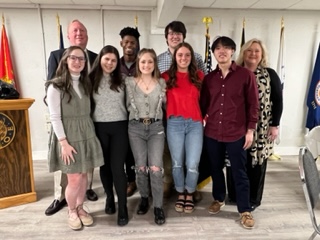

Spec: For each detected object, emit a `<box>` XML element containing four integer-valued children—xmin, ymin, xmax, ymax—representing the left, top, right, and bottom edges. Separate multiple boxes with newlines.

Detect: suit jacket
<box><xmin>47</xmin><ymin>48</ymin><xmax>97</xmax><ymax>80</ymax></box>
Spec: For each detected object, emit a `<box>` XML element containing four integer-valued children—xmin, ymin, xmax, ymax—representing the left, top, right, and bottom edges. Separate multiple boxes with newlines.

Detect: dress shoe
<box><xmin>154</xmin><ymin>207</ymin><xmax>165</xmax><ymax>225</ymax></box>
<box><xmin>117</xmin><ymin>206</ymin><xmax>129</xmax><ymax>226</ymax></box>
<box><xmin>137</xmin><ymin>197</ymin><xmax>149</xmax><ymax>215</ymax></box>
<box><xmin>45</xmin><ymin>199</ymin><xmax>67</xmax><ymax>216</ymax></box>
<box><xmin>163</xmin><ymin>182</ymin><xmax>173</xmax><ymax>198</ymax></box>
<box><xmin>86</xmin><ymin>189</ymin><xmax>98</xmax><ymax>201</ymax></box>
<box><xmin>105</xmin><ymin>197</ymin><xmax>116</xmax><ymax>215</ymax></box>
<box><xmin>193</xmin><ymin>190</ymin><xmax>202</xmax><ymax>203</ymax></box>
<box><xmin>127</xmin><ymin>182</ymin><xmax>137</xmax><ymax>197</ymax></box>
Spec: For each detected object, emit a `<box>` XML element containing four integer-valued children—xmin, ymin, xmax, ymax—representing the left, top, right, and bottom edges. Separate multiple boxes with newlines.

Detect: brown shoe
<box><xmin>193</xmin><ymin>190</ymin><xmax>202</xmax><ymax>203</ymax></box>
<box><xmin>240</xmin><ymin>212</ymin><xmax>255</xmax><ymax>229</ymax></box>
<box><xmin>208</xmin><ymin>200</ymin><xmax>225</xmax><ymax>215</ymax></box>
<box><xmin>163</xmin><ymin>182</ymin><xmax>172</xmax><ymax>198</ymax></box>
<box><xmin>127</xmin><ymin>182</ymin><xmax>137</xmax><ymax>197</ymax></box>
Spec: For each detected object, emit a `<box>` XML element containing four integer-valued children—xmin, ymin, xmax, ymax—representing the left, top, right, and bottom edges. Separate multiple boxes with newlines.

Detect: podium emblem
<box><xmin>0</xmin><ymin>113</ymin><xmax>15</xmax><ymax>149</ymax></box>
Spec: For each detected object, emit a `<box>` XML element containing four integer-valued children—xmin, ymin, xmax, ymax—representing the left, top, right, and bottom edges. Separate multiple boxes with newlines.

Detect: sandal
<box><xmin>175</xmin><ymin>192</ymin><xmax>185</xmax><ymax>213</ymax></box>
<box><xmin>184</xmin><ymin>192</ymin><xmax>195</xmax><ymax>214</ymax></box>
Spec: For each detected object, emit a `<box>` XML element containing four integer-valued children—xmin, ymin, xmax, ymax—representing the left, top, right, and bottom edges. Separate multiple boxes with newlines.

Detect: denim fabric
<box><xmin>167</xmin><ymin>116</ymin><xmax>203</xmax><ymax>193</ymax></box>
<box><xmin>128</xmin><ymin>120</ymin><xmax>165</xmax><ymax>208</ymax></box>
<box><xmin>204</xmin><ymin>136</ymin><xmax>252</xmax><ymax>213</ymax></box>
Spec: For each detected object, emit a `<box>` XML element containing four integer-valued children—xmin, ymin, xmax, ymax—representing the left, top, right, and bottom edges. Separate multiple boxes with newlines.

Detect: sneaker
<box><xmin>208</xmin><ymin>200</ymin><xmax>225</xmax><ymax>214</ymax></box>
<box><xmin>240</xmin><ymin>212</ymin><xmax>255</xmax><ymax>229</ymax></box>
<box><xmin>68</xmin><ymin>209</ymin><xmax>82</xmax><ymax>230</ymax></box>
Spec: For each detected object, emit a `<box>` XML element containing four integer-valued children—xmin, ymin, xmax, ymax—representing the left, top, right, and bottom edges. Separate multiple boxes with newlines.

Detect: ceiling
<box><xmin>0</xmin><ymin>0</ymin><xmax>319</xmax><ymax>27</ymax></box>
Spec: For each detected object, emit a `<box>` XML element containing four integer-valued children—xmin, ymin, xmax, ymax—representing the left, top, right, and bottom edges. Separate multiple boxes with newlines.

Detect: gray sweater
<box><xmin>92</xmin><ymin>74</ymin><xmax>127</xmax><ymax>122</ymax></box>
<box><xmin>125</xmin><ymin>76</ymin><xmax>166</xmax><ymax>121</ymax></box>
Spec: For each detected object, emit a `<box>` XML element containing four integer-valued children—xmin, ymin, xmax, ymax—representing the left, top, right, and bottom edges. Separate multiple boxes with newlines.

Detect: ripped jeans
<box><xmin>128</xmin><ymin>120</ymin><xmax>165</xmax><ymax>208</ymax></box>
<box><xmin>167</xmin><ymin>116</ymin><xmax>203</xmax><ymax>193</ymax></box>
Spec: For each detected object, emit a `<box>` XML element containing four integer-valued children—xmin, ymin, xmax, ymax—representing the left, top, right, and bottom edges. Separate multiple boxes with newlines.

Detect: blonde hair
<box><xmin>135</xmin><ymin>48</ymin><xmax>161</xmax><ymax>79</ymax></box>
<box><xmin>236</xmin><ymin>38</ymin><xmax>269</xmax><ymax>68</ymax></box>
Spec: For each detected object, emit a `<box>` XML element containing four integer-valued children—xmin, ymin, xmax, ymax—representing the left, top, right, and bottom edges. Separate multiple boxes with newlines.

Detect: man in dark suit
<box><xmin>45</xmin><ymin>19</ymin><xmax>98</xmax><ymax>216</ymax></box>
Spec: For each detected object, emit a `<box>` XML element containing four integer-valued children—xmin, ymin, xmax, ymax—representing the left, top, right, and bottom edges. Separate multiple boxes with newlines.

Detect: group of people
<box><xmin>44</xmin><ymin>18</ymin><xmax>283</xmax><ymax>231</ymax></box>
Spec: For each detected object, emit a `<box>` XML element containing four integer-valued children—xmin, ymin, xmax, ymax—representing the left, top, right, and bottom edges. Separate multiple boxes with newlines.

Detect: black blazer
<box><xmin>47</xmin><ymin>48</ymin><xmax>97</xmax><ymax>80</ymax></box>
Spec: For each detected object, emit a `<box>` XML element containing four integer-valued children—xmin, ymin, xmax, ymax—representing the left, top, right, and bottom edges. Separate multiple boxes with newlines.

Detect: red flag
<box><xmin>0</xmin><ymin>24</ymin><xmax>17</xmax><ymax>89</ymax></box>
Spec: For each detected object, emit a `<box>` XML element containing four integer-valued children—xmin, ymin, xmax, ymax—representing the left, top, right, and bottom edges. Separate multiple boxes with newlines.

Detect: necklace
<box><xmin>140</xmin><ymin>78</ymin><xmax>153</xmax><ymax>90</ymax></box>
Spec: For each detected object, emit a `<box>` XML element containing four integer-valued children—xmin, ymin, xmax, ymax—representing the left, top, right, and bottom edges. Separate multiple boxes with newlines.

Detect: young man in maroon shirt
<box><xmin>200</xmin><ymin>36</ymin><xmax>259</xmax><ymax>229</ymax></box>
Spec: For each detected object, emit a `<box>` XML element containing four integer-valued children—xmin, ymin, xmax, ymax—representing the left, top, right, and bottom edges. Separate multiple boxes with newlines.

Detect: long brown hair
<box><xmin>89</xmin><ymin>45</ymin><xmax>123</xmax><ymax>93</ymax></box>
<box><xmin>166</xmin><ymin>42</ymin><xmax>202</xmax><ymax>90</ymax></box>
<box><xmin>44</xmin><ymin>46</ymin><xmax>91</xmax><ymax>104</ymax></box>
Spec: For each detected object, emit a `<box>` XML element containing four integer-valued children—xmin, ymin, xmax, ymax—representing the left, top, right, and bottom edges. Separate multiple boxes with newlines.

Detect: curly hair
<box><xmin>119</xmin><ymin>27</ymin><xmax>140</xmax><ymax>40</ymax></box>
<box><xmin>166</xmin><ymin>42</ymin><xmax>202</xmax><ymax>90</ymax></box>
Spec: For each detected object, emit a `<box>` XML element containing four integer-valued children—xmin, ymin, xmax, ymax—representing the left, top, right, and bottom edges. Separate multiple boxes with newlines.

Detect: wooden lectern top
<box><xmin>0</xmin><ymin>98</ymin><xmax>35</xmax><ymax>111</ymax></box>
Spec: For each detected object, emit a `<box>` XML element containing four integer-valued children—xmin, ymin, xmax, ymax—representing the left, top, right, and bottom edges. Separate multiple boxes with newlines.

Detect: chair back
<box><xmin>299</xmin><ymin>147</ymin><xmax>320</xmax><ymax>239</ymax></box>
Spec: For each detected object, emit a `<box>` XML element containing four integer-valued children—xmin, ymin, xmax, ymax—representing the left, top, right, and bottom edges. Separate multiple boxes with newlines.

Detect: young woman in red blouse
<box><xmin>161</xmin><ymin>42</ymin><xmax>204</xmax><ymax>213</ymax></box>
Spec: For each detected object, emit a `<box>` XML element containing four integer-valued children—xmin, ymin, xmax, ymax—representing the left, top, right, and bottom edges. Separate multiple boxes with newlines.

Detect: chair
<box><xmin>299</xmin><ymin>147</ymin><xmax>320</xmax><ymax>240</ymax></box>
<box><xmin>305</xmin><ymin>126</ymin><xmax>320</xmax><ymax>160</ymax></box>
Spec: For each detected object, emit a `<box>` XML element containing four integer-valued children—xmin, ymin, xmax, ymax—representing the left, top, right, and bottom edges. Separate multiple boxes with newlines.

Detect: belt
<box><xmin>139</xmin><ymin>118</ymin><xmax>158</xmax><ymax>125</ymax></box>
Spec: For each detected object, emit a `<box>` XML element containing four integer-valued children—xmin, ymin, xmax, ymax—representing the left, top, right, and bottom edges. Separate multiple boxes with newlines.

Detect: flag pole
<box><xmin>270</xmin><ymin>16</ymin><xmax>285</xmax><ymax>161</ymax></box>
<box><xmin>56</xmin><ymin>14</ymin><xmax>60</xmax><ymax>45</ymax></box>
<box><xmin>202</xmin><ymin>17</ymin><xmax>212</xmax><ymax>63</ymax></box>
<box><xmin>134</xmin><ymin>14</ymin><xmax>138</xmax><ymax>28</ymax></box>
<box><xmin>240</xmin><ymin>17</ymin><xmax>246</xmax><ymax>48</ymax></box>
<box><xmin>2</xmin><ymin>14</ymin><xmax>4</xmax><ymax>26</ymax></box>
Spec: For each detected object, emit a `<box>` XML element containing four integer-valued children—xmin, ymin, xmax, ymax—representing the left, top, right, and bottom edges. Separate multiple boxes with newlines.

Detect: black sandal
<box><xmin>184</xmin><ymin>192</ymin><xmax>195</xmax><ymax>213</ymax></box>
<box><xmin>175</xmin><ymin>192</ymin><xmax>185</xmax><ymax>213</ymax></box>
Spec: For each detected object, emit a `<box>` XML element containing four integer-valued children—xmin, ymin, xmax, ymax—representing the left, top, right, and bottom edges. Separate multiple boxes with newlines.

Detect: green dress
<box><xmin>48</xmin><ymin>85</ymin><xmax>104</xmax><ymax>174</ymax></box>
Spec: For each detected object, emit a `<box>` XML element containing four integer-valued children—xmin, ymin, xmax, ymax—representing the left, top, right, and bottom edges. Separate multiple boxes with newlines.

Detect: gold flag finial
<box><xmin>202</xmin><ymin>16</ymin><xmax>212</xmax><ymax>30</ymax></box>
<box><xmin>134</xmin><ymin>14</ymin><xmax>138</xmax><ymax>28</ymax></box>
<box><xmin>243</xmin><ymin>17</ymin><xmax>246</xmax><ymax>28</ymax></box>
<box><xmin>2</xmin><ymin>14</ymin><xmax>4</xmax><ymax>26</ymax></box>
<box><xmin>281</xmin><ymin>16</ymin><xmax>284</xmax><ymax>28</ymax></box>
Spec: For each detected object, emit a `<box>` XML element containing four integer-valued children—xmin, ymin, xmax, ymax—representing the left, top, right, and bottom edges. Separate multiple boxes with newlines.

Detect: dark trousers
<box><xmin>227</xmin><ymin>152</ymin><xmax>268</xmax><ymax>206</ymax></box>
<box><xmin>126</xmin><ymin>146</ymin><xmax>136</xmax><ymax>183</ymax></box>
<box><xmin>205</xmin><ymin>136</ymin><xmax>251</xmax><ymax>213</ymax></box>
<box><xmin>94</xmin><ymin>121</ymin><xmax>128</xmax><ymax>208</ymax></box>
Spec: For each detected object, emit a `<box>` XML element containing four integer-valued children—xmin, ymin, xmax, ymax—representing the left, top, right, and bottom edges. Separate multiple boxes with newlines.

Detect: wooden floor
<box><xmin>0</xmin><ymin>156</ymin><xmax>318</xmax><ymax>240</ymax></box>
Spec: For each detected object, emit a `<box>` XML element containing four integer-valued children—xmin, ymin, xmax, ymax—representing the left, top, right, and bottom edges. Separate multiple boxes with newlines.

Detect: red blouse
<box><xmin>161</xmin><ymin>70</ymin><xmax>204</xmax><ymax>122</ymax></box>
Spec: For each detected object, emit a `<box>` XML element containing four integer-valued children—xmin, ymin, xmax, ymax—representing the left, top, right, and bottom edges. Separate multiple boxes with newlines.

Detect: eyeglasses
<box><xmin>68</xmin><ymin>55</ymin><xmax>86</xmax><ymax>62</ymax></box>
<box><xmin>168</xmin><ymin>31</ymin><xmax>183</xmax><ymax>37</ymax></box>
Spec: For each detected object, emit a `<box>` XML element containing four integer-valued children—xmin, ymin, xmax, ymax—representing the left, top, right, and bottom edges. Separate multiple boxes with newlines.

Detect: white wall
<box><xmin>1</xmin><ymin>7</ymin><xmax>317</xmax><ymax>159</ymax></box>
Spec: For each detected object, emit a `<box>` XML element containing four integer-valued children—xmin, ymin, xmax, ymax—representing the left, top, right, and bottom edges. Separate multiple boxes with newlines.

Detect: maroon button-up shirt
<box><xmin>200</xmin><ymin>61</ymin><xmax>259</xmax><ymax>142</ymax></box>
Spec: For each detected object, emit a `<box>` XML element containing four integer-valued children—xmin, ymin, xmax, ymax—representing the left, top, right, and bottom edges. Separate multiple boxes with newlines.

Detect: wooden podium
<box><xmin>0</xmin><ymin>98</ymin><xmax>37</xmax><ymax>209</ymax></box>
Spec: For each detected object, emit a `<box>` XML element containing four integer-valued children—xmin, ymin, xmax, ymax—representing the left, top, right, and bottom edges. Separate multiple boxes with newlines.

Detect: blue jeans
<box><xmin>167</xmin><ymin>116</ymin><xmax>203</xmax><ymax>193</ymax></box>
<box><xmin>128</xmin><ymin>120</ymin><xmax>165</xmax><ymax>208</ymax></box>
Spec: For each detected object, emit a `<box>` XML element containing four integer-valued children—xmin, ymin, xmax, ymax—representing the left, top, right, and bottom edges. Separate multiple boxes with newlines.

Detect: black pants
<box><xmin>227</xmin><ymin>152</ymin><xmax>268</xmax><ymax>207</ymax></box>
<box><xmin>205</xmin><ymin>136</ymin><xmax>251</xmax><ymax>213</ymax></box>
<box><xmin>126</xmin><ymin>146</ymin><xmax>136</xmax><ymax>183</ymax></box>
<box><xmin>94</xmin><ymin>121</ymin><xmax>128</xmax><ymax>208</ymax></box>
